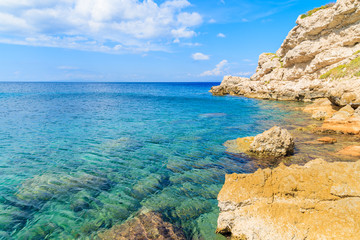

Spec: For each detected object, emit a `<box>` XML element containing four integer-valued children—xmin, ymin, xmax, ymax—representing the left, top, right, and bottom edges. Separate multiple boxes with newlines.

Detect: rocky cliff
<box><xmin>217</xmin><ymin>159</ymin><xmax>360</xmax><ymax>240</ymax></box>
<box><xmin>210</xmin><ymin>0</ymin><xmax>360</xmax><ymax>107</ymax></box>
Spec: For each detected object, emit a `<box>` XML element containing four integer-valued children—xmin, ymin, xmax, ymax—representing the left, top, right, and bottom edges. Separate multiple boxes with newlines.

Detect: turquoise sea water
<box><xmin>0</xmin><ymin>82</ymin><xmax>294</xmax><ymax>239</ymax></box>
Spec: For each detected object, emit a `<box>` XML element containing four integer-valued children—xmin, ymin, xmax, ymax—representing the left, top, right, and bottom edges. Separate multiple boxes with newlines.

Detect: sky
<box><xmin>0</xmin><ymin>0</ymin><xmax>332</xmax><ymax>82</ymax></box>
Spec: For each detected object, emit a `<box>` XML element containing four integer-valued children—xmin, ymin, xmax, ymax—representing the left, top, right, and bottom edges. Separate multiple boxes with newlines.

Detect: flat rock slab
<box><xmin>217</xmin><ymin>159</ymin><xmax>360</xmax><ymax>240</ymax></box>
<box><xmin>337</xmin><ymin>145</ymin><xmax>360</xmax><ymax>157</ymax></box>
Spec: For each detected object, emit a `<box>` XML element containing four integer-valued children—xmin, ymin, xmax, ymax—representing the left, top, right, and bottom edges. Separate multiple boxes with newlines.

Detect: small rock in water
<box><xmin>249</xmin><ymin>126</ymin><xmax>294</xmax><ymax>157</ymax></box>
<box><xmin>337</xmin><ymin>145</ymin><xmax>360</xmax><ymax>157</ymax></box>
<box><xmin>316</xmin><ymin>137</ymin><xmax>337</xmax><ymax>144</ymax></box>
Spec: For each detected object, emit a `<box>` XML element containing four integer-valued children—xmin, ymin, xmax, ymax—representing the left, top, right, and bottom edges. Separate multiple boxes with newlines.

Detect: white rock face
<box><xmin>210</xmin><ymin>0</ymin><xmax>360</xmax><ymax>106</ymax></box>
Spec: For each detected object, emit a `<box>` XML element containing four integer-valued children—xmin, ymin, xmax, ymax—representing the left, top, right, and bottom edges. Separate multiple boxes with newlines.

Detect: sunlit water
<box><xmin>0</xmin><ymin>82</ymin><xmax>298</xmax><ymax>239</ymax></box>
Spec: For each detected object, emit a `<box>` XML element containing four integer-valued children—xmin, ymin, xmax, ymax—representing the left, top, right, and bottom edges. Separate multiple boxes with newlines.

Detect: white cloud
<box><xmin>177</xmin><ymin>12</ymin><xmax>202</xmax><ymax>26</ymax></box>
<box><xmin>209</xmin><ymin>18</ymin><xmax>216</xmax><ymax>23</ymax></box>
<box><xmin>192</xmin><ymin>52</ymin><xmax>209</xmax><ymax>60</ymax></box>
<box><xmin>217</xmin><ymin>33</ymin><xmax>226</xmax><ymax>38</ymax></box>
<box><xmin>171</xmin><ymin>27</ymin><xmax>196</xmax><ymax>39</ymax></box>
<box><xmin>0</xmin><ymin>0</ymin><xmax>203</xmax><ymax>53</ymax></box>
<box><xmin>200</xmin><ymin>60</ymin><xmax>228</xmax><ymax>76</ymax></box>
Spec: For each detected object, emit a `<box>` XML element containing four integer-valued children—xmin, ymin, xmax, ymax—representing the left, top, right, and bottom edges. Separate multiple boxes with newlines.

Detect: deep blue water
<box><xmin>0</xmin><ymin>82</ymin><xmax>293</xmax><ymax>239</ymax></box>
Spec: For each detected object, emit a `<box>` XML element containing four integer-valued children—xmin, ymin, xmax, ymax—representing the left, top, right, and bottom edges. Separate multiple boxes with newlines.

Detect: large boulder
<box><xmin>217</xmin><ymin>159</ymin><xmax>360</xmax><ymax>240</ymax></box>
<box><xmin>249</xmin><ymin>126</ymin><xmax>294</xmax><ymax>157</ymax></box>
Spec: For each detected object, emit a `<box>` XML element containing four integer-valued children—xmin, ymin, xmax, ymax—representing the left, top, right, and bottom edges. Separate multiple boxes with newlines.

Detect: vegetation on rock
<box><xmin>320</xmin><ymin>56</ymin><xmax>360</xmax><ymax>79</ymax></box>
<box><xmin>300</xmin><ymin>3</ymin><xmax>335</xmax><ymax>19</ymax></box>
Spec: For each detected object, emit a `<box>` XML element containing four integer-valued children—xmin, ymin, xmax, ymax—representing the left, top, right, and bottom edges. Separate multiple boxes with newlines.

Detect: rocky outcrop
<box><xmin>217</xmin><ymin>159</ymin><xmax>360</xmax><ymax>240</ymax></box>
<box><xmin>321</xmin><ymin>104</ymin><xmax>360</xmax><ymax>134</ymax></box>
<box><xmin>250</xmin><ymin>126</ymin><xmax>294</xmax><ymax>157</ymax></box>
<box><xmin>225</xmin><ymin>126</ymin><xmax>294</xmax><ymax>157</ymax></box>
<box><xmin>98</xmin><ymin>211</ymin><xmax>186</xmax><ymax>240</ymax></box>
<box><xmin>210</xmin><ymin>76</ymin><xmax>250</xmax><ymax>96</ymax></box>
<box><xmin>210</xmin><ymin>0</ymin><xmax>360</xmax><ymax>106</ymax></box>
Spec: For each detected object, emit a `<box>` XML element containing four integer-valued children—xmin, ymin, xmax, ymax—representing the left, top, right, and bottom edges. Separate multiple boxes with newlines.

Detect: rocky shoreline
<box><xmin>210</xmin><ymin>0</ymin><xmax>360</xmax><ymax>107</ymax></box>
<box><xmin>213</xmin><ymin>0</ymin><xmax>360</xmax><ymax>239</ymax></box>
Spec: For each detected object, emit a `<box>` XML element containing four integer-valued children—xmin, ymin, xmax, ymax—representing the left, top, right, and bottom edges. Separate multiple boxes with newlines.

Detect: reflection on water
<box><xmin>0</xmin><ymin>82</ymin><xmax>343</xmax><ymax>239</ymax></box>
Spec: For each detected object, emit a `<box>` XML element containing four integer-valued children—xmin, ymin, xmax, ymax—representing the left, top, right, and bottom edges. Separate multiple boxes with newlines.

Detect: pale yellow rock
<box><xmin>235</xmin><ymin>137</ymin><xmax>254</xmax><ymax>152</ymax></box>
<box><xmin>217</xmin><ymin>159</ymin><xmax>360</xmax><ymax>240</ymax></box>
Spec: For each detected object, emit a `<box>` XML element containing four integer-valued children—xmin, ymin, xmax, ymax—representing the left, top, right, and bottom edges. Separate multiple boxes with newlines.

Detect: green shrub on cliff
<box><xmin>300</xmin><ymin>3</ymin><xmax>335</xmax><ymax>19</ymax></box>
<box><xmin>353</xmin><ymin>50</ymin><xmax>360</xmax><ymax>55</ymax></box>
<box><xmin>320</xmin><ymin>56</ymin><xmax>360</xmax><ymax>80</ymax></box>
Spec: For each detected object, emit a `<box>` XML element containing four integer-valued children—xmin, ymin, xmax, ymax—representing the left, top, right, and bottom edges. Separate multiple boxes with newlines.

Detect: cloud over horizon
<box><xmin>200</xmin><ymin>59</ymin><xmax>228</xmax><ymax>76</ymax></box>
<box><xmin>0</xmin><ymin>0</ymin><xmax>203</xmax><ymax>53</ymax></box>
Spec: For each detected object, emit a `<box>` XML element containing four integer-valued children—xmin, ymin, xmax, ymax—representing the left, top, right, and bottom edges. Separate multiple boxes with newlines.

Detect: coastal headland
<box><xmin>212</xmin><ymin>0</ymin><xmax>360</xmax><ymax>239</ymax></box>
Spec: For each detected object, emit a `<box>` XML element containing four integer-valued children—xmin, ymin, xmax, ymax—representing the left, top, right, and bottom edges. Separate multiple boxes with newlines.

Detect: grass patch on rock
<box><xmin>320</xmin><ymin>56</ymin><xmax>360</xmax><ymax>80</ymax></box>
<box><xmin>300</xmin><ymin>3</ymin><xmax>335</xmax><ymax>19</ymax></box>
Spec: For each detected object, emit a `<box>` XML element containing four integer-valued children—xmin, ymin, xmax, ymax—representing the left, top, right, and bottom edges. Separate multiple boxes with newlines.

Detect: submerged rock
<box><xmin>16</xmin><ymin>173</ymin><xmax>110</xmax><ymax>204</ymax></box>
<box><xmin>98</xmin><ymin>211</ymin><xmax>186</xmax><ymax>240</ymax></box>
<box><xmin>217</xmin><ymin>159</ymin><xmax>360</xmax><ymax>240</ymax></box>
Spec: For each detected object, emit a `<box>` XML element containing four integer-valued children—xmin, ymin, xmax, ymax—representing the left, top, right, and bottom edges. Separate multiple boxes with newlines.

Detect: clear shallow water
<box><xmin>0</xmin><ymin>82</ymin><xmax>294</xmax><ymax>239</ymax></box>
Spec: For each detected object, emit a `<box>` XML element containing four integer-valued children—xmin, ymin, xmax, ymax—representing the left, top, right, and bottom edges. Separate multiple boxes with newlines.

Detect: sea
<box><xmin>0</xmin><ymin>82</ymin><xmax>295</xmax><ymax>239</ymax></box>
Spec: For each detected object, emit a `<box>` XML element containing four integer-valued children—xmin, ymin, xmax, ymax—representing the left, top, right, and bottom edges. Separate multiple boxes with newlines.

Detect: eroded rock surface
<box><xmin>225</xmin><ymin>127</ymin><xmax>294</xmax><ymax>157</ymax></box>
<box><xmin>210</xmin><ymin>0</ymin><xmax>360</xmax><ymax>105</ymax></box>
<box><xmin>98</xmin><ymin>211</ymin><xmax>186</xmax><ymax>240</ymax></box>
<box><xmin>250</xmin><ymin>126</ymin><xmax>294</xmax><ymax>157</ymax></box>
<box><xmin>217</xmin><ymin>159</ymin><xmax>360</xmax><ymax>240</ymax></box>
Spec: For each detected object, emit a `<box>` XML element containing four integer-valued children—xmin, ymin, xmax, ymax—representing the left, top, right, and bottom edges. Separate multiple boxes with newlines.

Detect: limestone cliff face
<box><xmin>217</xmin><ymin>159</ymin><xmax>360</xmax><ymax>240</ymax></box>
<box><xmin>210</xmin><ymin>0</ymin><xmax>360</xmax><ymax>106</ymax></box>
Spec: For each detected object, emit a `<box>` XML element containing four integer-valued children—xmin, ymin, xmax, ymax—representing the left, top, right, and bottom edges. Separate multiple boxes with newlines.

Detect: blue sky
<box><xmin>0</xmin><ymin>0</ymin><xmax>331</xmax><ymax>82</ymax></box>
